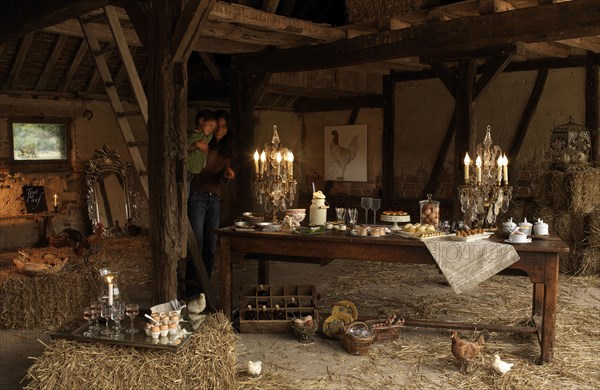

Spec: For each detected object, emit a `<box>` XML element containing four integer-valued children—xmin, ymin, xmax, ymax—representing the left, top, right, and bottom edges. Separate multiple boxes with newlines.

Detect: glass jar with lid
<box><xmin>420</xmin><ymin>193</ymin><xmax>440</xmax><ymax>228</ymax></box>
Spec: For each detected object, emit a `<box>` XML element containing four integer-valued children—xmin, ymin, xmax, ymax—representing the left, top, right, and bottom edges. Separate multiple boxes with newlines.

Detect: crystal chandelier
<box><xmin>252</xmin><ymin>125</ymin><xmax>297</xmax><ymax>222</ymax></box>
<box><xmin>459</xmin><ymin>125</ymin><xmax>512</xmax><ymax>227</ymax></box>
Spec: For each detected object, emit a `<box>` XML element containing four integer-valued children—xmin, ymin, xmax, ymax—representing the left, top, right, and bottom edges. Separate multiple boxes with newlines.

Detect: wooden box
<box><xmin>239</xmin><ymin>285</ymin><xmax>318</xmax><ymax>334</ymax></box>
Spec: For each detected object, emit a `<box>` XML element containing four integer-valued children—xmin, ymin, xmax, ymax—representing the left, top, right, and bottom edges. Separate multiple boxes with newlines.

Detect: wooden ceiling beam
<box><xmin>0</xmin><ymin>0</ymin><xmax>115</xmax><ymax>39</ymax></box>
<box><xmin>36</xmin><ymin>35</ymin><xmax>67</xmax><ymax>90</ymax></box>
<box><xmin>518</xmin><ymin>42</ymin><xmax>572</xmax><ymax>58</ymax></box>
<box><xmin>261</xmin><ymin>0</ymin><xmax>280</xmax><ymax>13</ymax></box>
<box><xmin>293</xmin><ymin>95</ymin><xmax>384</xmax><ymax>113</ymax></box>
<box><xmin>3</xmin><ymin>32</ymin><xmax>35</xmax><ymax>90</ymax></box>
<box><xmin>58</xmin><ymin>38</ymin><xmax>88</xmax><ymax>92</ymax></box>
<box><xmin>208</xmin><ymin>2</ymin><xmax>346</xmax><ymax>42</ymax></box>
<box><xmin>172</xmin><ymin>0</ymin><xmax>215</xmax><ymax>63</ymax></box>
<box><xmin>557</xmin><ymin>37</ymin><xmax>600</xmax><ymax>53</ymax></box>
<box><xmin>242</xmin><ymin>0</ymin><xmax>600</xmax><ymax>73</ymax></box>
<box><xmin>199</xmin><ymin>53</ymin><xmax>223</xmax><ymax>80</ymax></box>
<box><xmin>264</xmin><ymin>84</ymin><xmax>372</xmax><ymax>99</ymax></box>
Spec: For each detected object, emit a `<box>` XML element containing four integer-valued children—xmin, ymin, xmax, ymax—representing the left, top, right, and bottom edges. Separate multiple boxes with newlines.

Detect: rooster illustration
<box><xmin>329</xmin><ymin>130</ymin><xmax>360</xmax><ymax>180</ymax></box>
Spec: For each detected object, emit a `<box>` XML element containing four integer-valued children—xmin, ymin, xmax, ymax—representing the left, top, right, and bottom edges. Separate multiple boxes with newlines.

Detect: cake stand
<box><xmin>380</xmin><ymin>214</ymin><xmax>410</xmax><ymax>231</ymax></box>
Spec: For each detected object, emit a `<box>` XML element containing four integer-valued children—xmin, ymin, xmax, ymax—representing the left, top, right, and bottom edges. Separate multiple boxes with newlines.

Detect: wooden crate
<box><xmin>239</xmin><ymin>285</ymin><xmax>318</xmax><ymax>334</ymax></box>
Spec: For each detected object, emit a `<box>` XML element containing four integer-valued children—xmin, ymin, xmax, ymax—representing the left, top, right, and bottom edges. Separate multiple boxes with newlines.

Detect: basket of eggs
<box><xmin>365</xmin><ymin>312</ymin><xmax>404</xmax><ymax>343</ymax></box>
<box><xmin>341</xmin><ymin>321</ymin><xmax>374</xmax><ymax>355</ymax></box>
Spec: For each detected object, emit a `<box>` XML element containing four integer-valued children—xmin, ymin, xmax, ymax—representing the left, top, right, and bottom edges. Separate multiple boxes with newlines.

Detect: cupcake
<box><xmin>168</xmin><ymin>322</ymin><xmax>178</xmax><ymax>335</ymax></box>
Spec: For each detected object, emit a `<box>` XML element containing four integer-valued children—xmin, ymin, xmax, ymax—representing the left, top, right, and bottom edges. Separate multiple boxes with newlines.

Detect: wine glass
<box><xmin>125</xmin><ymin>303</ymin><xmax>139</xmax><ymax>334</ymax></box>
<box><xmin>360</xmin><ymin>197</ymin><xmax>372</xmax><ymax>225</ymax></box>
<box><xmin>347</xmin><ymin>208</ymin><xmax>358</xmax><ymax>227</ymax></box>
<box><xmin>83</xmin><ymin>307</ymin><xmax>95</xmax><ymax>337</ymax></box>
<box><xmin>371</xmin><ymin>198</ymin><xmax>381</xmax><ymax>225</ymax></box>
<box><xmin>90</xmin><ymin>301</ymin><xmax>103</xmax><ymax>332</ymax></box>
<box><xmin>100</xmin><ymin>303</ymin><xmax>112</xmax><ymax>337</ymax></box>
<box><xmin>111</xmin><ymin>302</ymin><xmax>125</xmax><ymax>340</ymax></box>
<box><xmin>335</xmin><ymin>207</ymin><xmax>346</xmax><ymax>223</ymax></box>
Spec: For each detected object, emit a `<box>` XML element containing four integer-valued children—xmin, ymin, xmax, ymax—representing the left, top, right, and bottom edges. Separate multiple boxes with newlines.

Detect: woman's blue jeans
<box><xmin>186</xmin><ymin>191</ymin><xmax>220</xmax><ymax>297</ymax></box>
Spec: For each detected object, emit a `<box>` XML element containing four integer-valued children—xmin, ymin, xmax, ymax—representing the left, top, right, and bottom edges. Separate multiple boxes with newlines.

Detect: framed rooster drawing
<box><xmin>324</xmin><ymin>124</ymin><xmax>367</xmax><ymax>182</ymax></box>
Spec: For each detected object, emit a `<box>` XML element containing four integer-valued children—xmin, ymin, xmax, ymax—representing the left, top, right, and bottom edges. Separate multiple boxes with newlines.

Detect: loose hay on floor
<box><xmin>24</xmin><ymin>312</ymin><xmax>238</xmax><ymax>390</ymax></box>
<box><xmin>237</xmin><ymin>260</ymin><xmax>600</xmax><ymax>390</ymax></box>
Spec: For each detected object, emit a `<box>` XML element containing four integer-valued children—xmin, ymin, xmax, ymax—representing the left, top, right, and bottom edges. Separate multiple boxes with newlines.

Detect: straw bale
<box><xmin>505</xmin><ymin>199</ymin><xmax>524</xmax><ymax>222</ymax></box>
<box><xmin>548</xmin><ymin>170</ymin><xmax>569</xmax><ymax>210</ymax></box>
<box><xmin>533</xmin><ymin>171</ymin><xmax>553</xmax><ymax>206</ymax></box>
<box><xmin>0</xmin><ymin>262</ymin><xmax>96</xmax><ymax>330</ymax></box>
<box><xmin>579</xmin><ymin>247</ymin><xmax>600</xmax><ymax>276</ymax></box>
<box><xmin>553</xmin><ymin>211</ymin><xmax>573</xmax><ymax>243</ymax></box>
<box><xmin>24</xmin><ymin>312</ymin><xmax>238</xmax><ymax>390</ymax></box>
<box><xmin>589</xmin><ymin>209</ymin><xmax>600</xmax><ymax>249</ymax></box>
<box><xmin>345</xmin><ymin>0</ymin><xmax>432</xmax><ymax>24</ymax></box>
<box><xmin>569</xmin><ymin>168</ymin><xmax>600</xmax><ymax>214</ymax></box>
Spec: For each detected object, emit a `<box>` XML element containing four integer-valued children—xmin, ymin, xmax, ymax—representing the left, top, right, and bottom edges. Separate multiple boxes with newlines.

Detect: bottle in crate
<box><xmin>287</xmin><ymin>297</ymin><xmax>298</xmax><ymax>308</ymax></box>
<box><xmin>243</xmin><ymin>305</ymin><xmax>255</xmax><ymax>321</ymax></box>
<box><xmin>258</xmin><ymin>305</ymin><xmax>271</xmax><ymax>320</ymax></box>
<box><xmin>257</xmin><ymin>284</ymin><xmax>269</xmax><ymax>307</ymax></box>
<box><xmin>273</xmin><ymin>304</ymin><xmax>285</xmax><ymax>320</ymax></box>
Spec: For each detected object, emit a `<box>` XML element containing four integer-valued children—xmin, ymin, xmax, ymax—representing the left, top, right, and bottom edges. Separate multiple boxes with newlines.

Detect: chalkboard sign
<box><xmin>22</xmin><ymin>185</ymin><xmax>48</xmax><ymax>213</ymax></box>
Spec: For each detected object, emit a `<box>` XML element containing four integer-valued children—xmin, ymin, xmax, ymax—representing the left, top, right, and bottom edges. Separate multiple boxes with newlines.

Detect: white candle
<box><xmin>287</xmin><ymin>151</ymin><xmax>294</xmax><ymax>177</ymax></box>
<box><xmin>260</xmin><ymin>151</ymin><xmax>266</xmax><ymax>176</ymax></box>
<box><xmin>53</xmin><ymin>193</ymin><xmax>58</xmax><ymax>207</ymax></box>
<box><xmin>276</xmin><ymin>152</ymin><xmax>282</xmax><ymax>176</ymax></box>
<box><xmin>253</xmin><ymin>150</ymin><xmax>259</xmax><ymax>175</ymax></box>
<box><xmin>497</xmin><ymin>156</ymin><xmax>502</xmax><ymax>184</ymax></box>
<box><xmin>463</xmin><ymin>152</ymin><xmax>470</xmax><ymax>183</ymax></box>
<box><xmin>475</xmin><ymin>156</ymin><xmax>482</xmax><ymax>184</ymax></box>
<box><xmin>503</xmin><ymin>154</ymin><xmax>509</xmax><ymax>184</ymax></box>
<box><xmin>106</xmin><ymin>275</ymin><xmax>114</xmax><ymax>306</ymax></box>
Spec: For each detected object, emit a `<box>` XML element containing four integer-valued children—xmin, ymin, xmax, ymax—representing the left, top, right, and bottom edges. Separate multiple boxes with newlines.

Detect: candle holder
<box><xmin>252</xmin><ymin>125</ymin><xmax>297</xmax><ymax>222</ymax></box>
<box><xmin>459</xmin><ymin>125</ymin><xmax>512</xmax><ymax>227</ymax></box>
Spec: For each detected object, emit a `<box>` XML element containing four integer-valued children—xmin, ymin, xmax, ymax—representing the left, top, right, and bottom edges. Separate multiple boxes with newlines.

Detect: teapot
<box><xmin>309</xmin><ymin>191</ymin><xmax>329</xmax><ymax>226</ymax></box>
<box><xmin>501</xmin><ymin>218</ymin><xmax>517</xmax><ymax>236</ymax></box>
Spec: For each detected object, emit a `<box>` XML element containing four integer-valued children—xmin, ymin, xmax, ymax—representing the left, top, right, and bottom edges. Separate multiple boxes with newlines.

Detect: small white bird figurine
<box><xmin>247</xmin><ymin>360</ymin><xmax>262</xmax><ymax>377</ymax></box>
<box><xmin>492</xmin><ymin>354</ymin><xmax>514</xmax><ymax>375</ymax></box>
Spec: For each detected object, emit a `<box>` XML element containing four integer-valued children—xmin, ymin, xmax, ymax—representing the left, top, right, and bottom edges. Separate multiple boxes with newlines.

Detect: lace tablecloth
<box><xmin>424</xmin><ymin>239</ymin><xmax>520</xmax><ymax>294</ymax></box>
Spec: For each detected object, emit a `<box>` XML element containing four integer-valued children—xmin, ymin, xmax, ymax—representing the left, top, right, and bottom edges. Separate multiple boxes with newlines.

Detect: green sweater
<box><xmin>187</xmin><ymin>130</ymin><xmax>213</xmax><ymax>174</ymax></box>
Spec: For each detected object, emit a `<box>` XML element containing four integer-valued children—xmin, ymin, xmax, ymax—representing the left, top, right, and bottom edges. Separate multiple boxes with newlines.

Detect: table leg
<box><xmin>532</xmin><ymin>283</ymin><xmax>544</xmax><ymax>318</ymax></box>
<box><xmin>540</xmin><ymin>253</ymin><xmax>559</xmax><ymax>363</ymax></box>
<box><xmin>219</xmin><ymin>236</ymin><xmax>232</xmax><ymax>319</ymax></box>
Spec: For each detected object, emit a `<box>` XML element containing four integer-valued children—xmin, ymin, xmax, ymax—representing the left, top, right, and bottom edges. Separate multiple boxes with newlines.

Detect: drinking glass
<box><xmin>83</xmin><ymin>307</ymin><xmax>95</xmax><ymax>337</ymax></box>
<box><xmin>360</xmin><ymin>197</ymin><xmax>372</xmax><ymax>224</ymax></box>
<box><xmin>347</xmin><ymin>208</ymin><xmax>358</xmax><ymax>227</ymax></box>
<box><xmin>371</xmin><ymin>198</ymin><xmax>381</xmax><ymax>225</ymax></box>
<box><xmin>100</xmin><ymin>303</ymin><xmax>112</xmax><ymax>336</ymax></box>
<box><xmin>125</xmin><ymin>303</ymin><xmax>139</xmax><ymax>334</ymax></box>
<box><xmin>335</xmin><ymin>207</ymin><xmax>346</xmax><ymax>223</ymax></box>
<box><xmin>90</xmin><ymin>301</ymin><xmax>103</xmax><ymax>332</ymax></box>
<box><xmin>111</xmin><ymin>302</ymin><xmax>125</xmax><ymax>340</ymax></box>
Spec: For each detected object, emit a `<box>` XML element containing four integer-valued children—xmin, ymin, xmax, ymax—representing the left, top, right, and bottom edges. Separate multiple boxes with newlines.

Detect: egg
<box><xmin>169</xmin><ymin>322</ymin><xmax>177</xmax><ymax>329</ymax></box>
<box><xmin>151</xmin><ymin>325</ymin><xmax>160</xmax><ymax>332</ymax></box>
<box><xmin>170</xmin><ymin>315</ymin><xmax>180</xmax><ymax>322</ymax></box>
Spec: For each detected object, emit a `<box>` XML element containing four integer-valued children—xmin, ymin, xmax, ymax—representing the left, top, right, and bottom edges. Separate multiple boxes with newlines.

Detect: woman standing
<box><xmin>186</xmin><ymin>110</ymin><xmax>235</xmax><ymax>298</ymax></box>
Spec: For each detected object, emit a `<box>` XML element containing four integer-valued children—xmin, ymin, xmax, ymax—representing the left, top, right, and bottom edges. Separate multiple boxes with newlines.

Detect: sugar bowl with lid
<box><xmin>518</xmin><ymin>218</ymin><xmax>533</xmax><ymax>235</ymax></box>
<box><xmin>501</xmin><ymin>218</ymin><xmax>517</xmax><ymax>236</ymax></box>
<box><xmin>533</xmin><ymin>219</ymin><xmax>549</xmax><ymax>236</ymax></box>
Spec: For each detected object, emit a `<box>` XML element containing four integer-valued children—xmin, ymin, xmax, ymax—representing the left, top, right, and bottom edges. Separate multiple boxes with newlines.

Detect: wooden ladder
<box><xmin>79</xmin><ymin>6</ymin><xmax>149</xmax><ymax>199</ymax></box>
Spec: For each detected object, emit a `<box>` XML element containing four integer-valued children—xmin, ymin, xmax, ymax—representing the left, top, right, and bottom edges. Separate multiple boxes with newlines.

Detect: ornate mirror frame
<box><xmin>85</xmin><ymin>145</ymin><xmax>137</xmax><ymax>235</ymax></box>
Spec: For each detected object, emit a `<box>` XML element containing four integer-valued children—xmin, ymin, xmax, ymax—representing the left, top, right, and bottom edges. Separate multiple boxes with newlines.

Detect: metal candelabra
<box><xmin>459</xmin><ymin>125</ymin><xmax>513</xmax><ymax>227</ymax></box>
<box><xmin>252</xmin><ymin>125</ymin><xmax>297</xmax><ymax>222</ymax></box>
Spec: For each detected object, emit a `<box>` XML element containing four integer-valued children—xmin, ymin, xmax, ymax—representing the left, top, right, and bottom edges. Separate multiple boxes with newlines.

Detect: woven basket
<box><xmin>365</xmin><ymin>319</ymin><xmax>403</xmax><ymax>343</ymax></box>
<box><xmin>341</xmin><ymin>321</ymin><xmax>374</xmax><ymax>355</ymax></box>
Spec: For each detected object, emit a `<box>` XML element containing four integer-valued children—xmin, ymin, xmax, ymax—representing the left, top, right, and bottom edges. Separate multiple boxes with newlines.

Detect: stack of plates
<box><xmin>240</xmin><ymin>212</ymin><xmax>264</xmax><ymax>224</ymax></box>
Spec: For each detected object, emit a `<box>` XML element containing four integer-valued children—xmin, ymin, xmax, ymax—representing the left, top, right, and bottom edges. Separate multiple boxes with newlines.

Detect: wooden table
<box><xmin>217</xmin><ymin>229</ymin><xmax>569</xmax><ymax>363</ymax></box>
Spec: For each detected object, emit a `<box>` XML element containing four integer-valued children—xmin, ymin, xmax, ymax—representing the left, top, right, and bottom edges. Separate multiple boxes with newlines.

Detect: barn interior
<box><xmin>0</xmin><ymin>0</ymin><xmax>599</xmax><ymax>388</ymax></box>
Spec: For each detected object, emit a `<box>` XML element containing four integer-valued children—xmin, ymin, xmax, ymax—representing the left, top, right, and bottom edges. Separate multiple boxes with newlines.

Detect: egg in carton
<box><xmin>150</xmin><ymin>299</ymin><xmax>186</xmax><ymax>317</ymax></box>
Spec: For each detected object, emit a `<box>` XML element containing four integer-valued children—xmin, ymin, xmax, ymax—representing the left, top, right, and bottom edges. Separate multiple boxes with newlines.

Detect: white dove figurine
<box><xmin>492</xmin><ymin>354</ymin><xmax>514</xmax><ymax>375</ymax></box>
<box><xmin>247</xmin><ymin>360</ymin><xmax>262</xmax><ymax>377</ymax></box>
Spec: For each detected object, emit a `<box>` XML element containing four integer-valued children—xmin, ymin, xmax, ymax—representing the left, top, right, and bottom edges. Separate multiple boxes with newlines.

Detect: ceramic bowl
<box><xmin>509</xmin><ymin>232</ymin><xmax>528</xmax><ymax>243</ymax></box>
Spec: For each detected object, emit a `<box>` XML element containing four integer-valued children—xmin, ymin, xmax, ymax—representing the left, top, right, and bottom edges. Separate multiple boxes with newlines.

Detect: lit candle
<box><xmin>276</xmin><ymin>152</ymin><xmax>282</xmax><ymax>177</ymax></box>
<box><xmin>253</xmin><ymin>150</ymin><xmax>259</xmax><ymax>175</ymax></box>
<box><xmin>464</xmin><ymin>152</ymin><xmax>470</xmax><ymax>183</ymax></box>
<box><xmin>53</xmin><ymin>193</ymin><xmax>58</xmax><ymax>207</ymax></box>
<box><xmin>287</xmin><ymin>151</ymin><xmax>294</xmax><ymax>177</ymax></box>
<box><xmin>106</xmin><ymin>274</ymin><xmax>114</xmax><ymax>306</ymax></box>
<box><xmin>497</xmin><ymin>156</ymin><xmax>502</xmax><ymax>184</ymax></box>
<box><xmin>503</xmin><ymin>154</ymin><xmax>509</xmax><ymax>184</ymax></box>
<box><xmin>260</xmin><ymin>151</ymin><xmax>266</xmax><ymax>176</ymax></box>
<box><xmin>475</xmin><ymin>155</ymin><xmax>482</xmax><ymax>184</ymax></box>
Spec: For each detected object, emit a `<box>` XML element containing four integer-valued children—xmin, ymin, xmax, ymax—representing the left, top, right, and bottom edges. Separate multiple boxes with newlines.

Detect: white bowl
<box><xmin>509</xmin><ymin>232</ymin><xmax>528</xmax><ymax>243</ymax></box>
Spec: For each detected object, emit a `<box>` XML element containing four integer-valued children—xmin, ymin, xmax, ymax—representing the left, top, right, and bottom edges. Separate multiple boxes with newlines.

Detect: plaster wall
<box><xmin>394</xmin><ymin>67</ymin><xmax>587</xmax><ymax>198</ymax></box>
<box><xmin>0</xmin><ymin>96</ymin><xmax>148</xmax><ymax>250</ymax></box>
